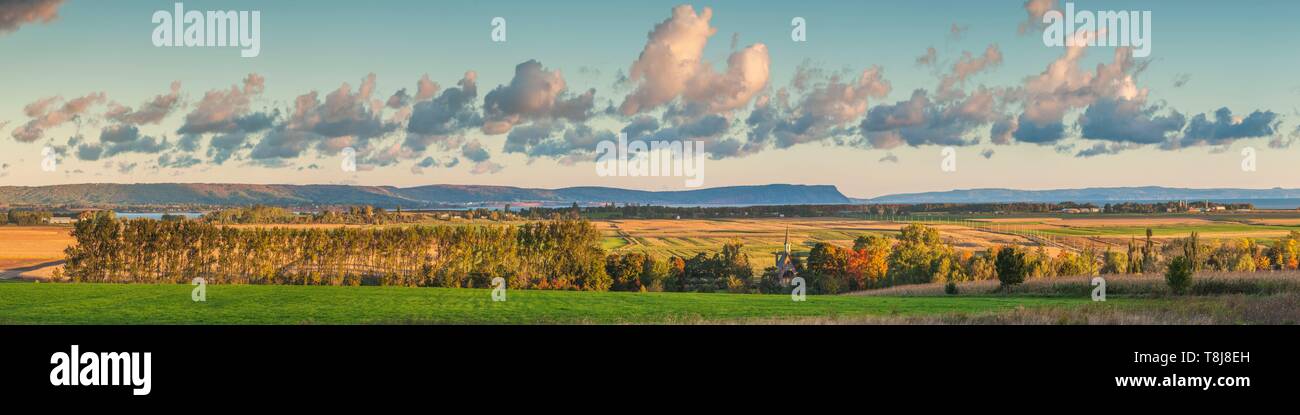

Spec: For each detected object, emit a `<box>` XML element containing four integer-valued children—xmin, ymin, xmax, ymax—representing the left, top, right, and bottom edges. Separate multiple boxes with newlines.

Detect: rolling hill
<box><xmin>866</xmin><ymin>186</ymin><xmax>1300</xmax><ymax>205</ymax></box>
<box><xmin>0</xmin><ymin>183</ymin><xmax>852</xmax><ymax>207</ymax></box>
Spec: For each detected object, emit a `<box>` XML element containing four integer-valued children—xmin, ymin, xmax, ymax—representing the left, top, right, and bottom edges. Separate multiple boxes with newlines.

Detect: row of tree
<box><xmin>601</xmin><ymin>242</ymin><xmax>754</xmax><ymax>293</ymax></box>
<box><xmin>0</xmin><ymin>209</ymin><xmax>53</xmax><ymax>225</ymax></box>
<box><xmin>747</xmin><ymin>225</ymin><xmax>1300</xmax><ymax>295</ymax></box>
<box><xmin>202</xmin><ymin>205</ymin><xmax>441</xmax><ymax>225</ymax></box>
<box><xmin>62</xmin><ymin>212</ymin><xmax>610</xmax><ymax>290</ymax></box>
<box><xmin>61</xmin><ymin>211</ymin><xmax>1300</xmax><ymax>295</ymax></box>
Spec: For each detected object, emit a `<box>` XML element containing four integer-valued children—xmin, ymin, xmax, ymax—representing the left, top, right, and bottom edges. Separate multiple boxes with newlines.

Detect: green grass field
<box><xmin>0</xmin><ymin>282</ymin><xmax>1122</xmax><ymax>324</ymax></box>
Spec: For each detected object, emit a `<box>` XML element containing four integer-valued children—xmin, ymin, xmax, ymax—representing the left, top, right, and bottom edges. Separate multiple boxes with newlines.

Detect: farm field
<box><xmin>595</xmin><ymin>214</ymin><xmax>1300</xmax><ymax>270</ymax></box>
<box><xmin>0</xmin><ymin>226</ymin><xmax>72</xmax><ymax>280</ymax></box>
<box><xmin>0</xmin><ymin>282</ymin><xmax>1108</xmax><ymax>324</ymax></box>
<box><xmin>6</xmin><ymin>212</ymin><xmax>1300</xmax><ymax>279</ymax></box>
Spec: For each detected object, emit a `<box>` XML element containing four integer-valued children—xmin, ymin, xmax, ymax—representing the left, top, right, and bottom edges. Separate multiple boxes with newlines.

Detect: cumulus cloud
<box><xmin>157</xmin><ymin>152</ymin><xmax>200</xmax><ymax>169</ymax></box>
<box><xmin>249</xmin><ymin>129</ymin><xmax>313</xmax><ymax>161</ymax></box>
<box><xmin>461</xmin><ymin>139</ymin><xmax>502</xmax><ymax>174</ymax></box>
<box><xmin>415</xmin><ymin>74</ymin><xmax>441</xmax><ymax>101</ymax></box>
<box><xmin>11</xmin><ymin>92</ymin><xmax>106</xmax><ymax>142</ymax></box>
<box><xmin>470</xmin><ymin>160</ymin><xmax>504</xmax><ymax>175</ymax></box>
<box><xmin>859</xmin><ymin>87</ymin><xmax>1005</xmax><ymax>149</ymax></box>
<box><xmin>482</xmin><ymin>60</ymin><xmax>595</xmax><ymax>134</ymax></box>
<box><xmin>503</xmin><ymin>122</ymin><xmax>617</xmax><ymax>164</ymax></box>
<box><xmin>618</xmin><ymin>5</ymin><xmax>769</xmax><ymax>117</ymax></box>
<box><xmin>386</xmin><ymin>89</ymin><xmax>410</xmax><ymax>109</ymax></box>
<box><xmin>404</xmin><ymin>71</ymin><xmax>480</xmax><ymax>151</ymax></box>
<box><xmin>99</xmin><ymin>124</ymin><xmax>141</xmax><ymax>143</ymax></box>
<box><xmin>460</xmin><ymin>139</ymin><xmax>491</xmax><ymax>163</ymax></box>
<box><xmin>937</xmin><ymin>44</ymin><xmax>1002</xmax><ymax>99</ymax></box>
<box><xmin>1168</xmin><ymin>108</ymin><xmax>1281</xmax><ymax>149</ymax></box>
<box><xmin>77</xmin><ymin>129</ymin><xmax>170</xmax><ymax>161</ymax></box>
<box><xmin>0</xmin><ymin>0</ymin><xmax>64</xmax><ymax>36</ymax></box>
<box><xmin>621</xmin><ymin>116</ymin><xmax>660</xmax><ymax>140</ymax></box>
<box><xmin>1075</xmin><ymin>142</ymin><xmax>1138</xmax><ymax>158</ymax></box>
<box><xmin>746</xmin><ymin>66</ymin><xmax>891</xmax><ymax>153</ymax></box>
<box><xmin>1009</xmin><ymin>113</ymin><xmax>1065</xmax><ymax>144</ymax></box>
<box><xmin>409</xmin><ymin>155</ymin><xmax>456</xmax><ymax>175</ymax></box>
<box><xmin>106</xmin><ymin>81</ymin><xmax>182</xmax><ymax>126</ymax></box>
<box><xmin>1012</xmin><ymin>36</ymin><xmax>1148</xmax><ymax>144</ymax></box>
<box><xmin>1078</xmin><ymin>98</ymin><xmax>1185</xmax><ymax>145</ymax></box>
<box><xmin>990</xmin><ymin>116</ymin><xmax>1017</xmax><ymax>145</ymax></box>
<box><xmin>1272</xmin><ymin>124</ymin><xmax>1300</xmax><ymax>149</ymax></box>
<box><xmin>75</xmin><ymin>143</ymin><xmax>103</xmax><ymax>161</ymax></box>
<box><xmin>177</xmin><ymin>74</ymin><xmax>266</xmax><ymax>135</ymax></box>
<box><xmin>288</xmin><ymin>73</ymin><xmax>400</xmax><ymax>156</ymax></box>
<box><xmin>1018</xmin><ymin>0</ymin><xmax>1058</xmax><ymax>35</ymax></box>
<box><xmin>915</xmin><ymin>47</ymin><xmax>937</xmax><ymax>67</ymax></box>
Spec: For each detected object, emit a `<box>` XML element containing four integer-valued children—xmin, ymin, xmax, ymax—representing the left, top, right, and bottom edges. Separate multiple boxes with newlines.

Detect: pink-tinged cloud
<box><xmin>482</xmin><ymin>60</ymin><xmax>595</xmax><ymax>134</ymax></box>
<box><xmin>11</xmin><ymin>92</ymin><xmax>106</xmax><ymax>142</ymax></box>
<box><xmin>415</xmin><ymin>74</ymin><xmax>441</xmax><ymax>102</ymax></box>
<box><xmin>1018</xmin><ymin>0</ymin><xmax>1057</xmax><ymax>35</ymax></box>
<box><xmin>619</xmin><ymin>5</ymin><xmax>769</xmax><ymax>116</ymax></box>
<box><xmin>0</xmin><ymin>0</ymin><xmax>64</xmax><ymax>36</ymax></box>
<box><xmin>178</xmin><ymin>74</ymin><xmax>265</xmax><ymax>135</ymax></box>
<box><xmin>1020</xmin><ymin>31</ymin><xmax>1143</xmax><ymax>127</ymax></box>
<box><xmin>937</xmin><ymin>44</ymin><xmax>1003</xmax><ymax>99</ymax></box>
<box><xmin>106</xmin><ymin>81</ymin><xmax>182</xmax><ymax>125</ymax></box>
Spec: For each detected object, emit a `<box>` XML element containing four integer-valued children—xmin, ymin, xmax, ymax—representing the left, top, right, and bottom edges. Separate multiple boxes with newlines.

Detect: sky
<box><xmin>1</xmin><ymin>0</ymin><xmax>1298</xmax><ymax>198</ymax></box>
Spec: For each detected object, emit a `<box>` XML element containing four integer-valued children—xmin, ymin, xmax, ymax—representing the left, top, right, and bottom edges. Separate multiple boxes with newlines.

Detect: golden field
<box><xmin>5</xmin><ymin>213</ymin><xmax>1300</xmax><ymax>279</ymax></box>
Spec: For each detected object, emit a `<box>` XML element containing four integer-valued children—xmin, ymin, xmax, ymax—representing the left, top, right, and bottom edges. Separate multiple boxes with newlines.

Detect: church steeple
<box><xmin>783</xmin><ymin>227</ymin><xmax>790</xmax><ymax>254</ymax></box>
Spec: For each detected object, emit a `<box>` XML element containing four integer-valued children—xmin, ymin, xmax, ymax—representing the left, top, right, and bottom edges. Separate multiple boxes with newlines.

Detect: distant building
<box><xmin>49</xmin><ymin>217</ymin><xmax>76</xmax><ymax>224</ymax></box>
<box><xmin>774</xmin><ymin>228</ymin><xmax>797</xmax><ymax>286</ymax></box>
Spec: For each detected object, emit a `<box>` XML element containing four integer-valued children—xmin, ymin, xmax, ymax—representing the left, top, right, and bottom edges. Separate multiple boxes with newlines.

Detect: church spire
<box><xmin>783</xmin><ymin>227</ymin><xmax>790</xmax><ymax>254</ymax></box>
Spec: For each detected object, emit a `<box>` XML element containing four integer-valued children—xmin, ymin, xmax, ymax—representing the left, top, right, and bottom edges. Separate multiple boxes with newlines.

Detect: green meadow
<box><xmin>0</xmin><ymin>282</ymin><xmax>1116</xmax><ymax>324</ymax></box>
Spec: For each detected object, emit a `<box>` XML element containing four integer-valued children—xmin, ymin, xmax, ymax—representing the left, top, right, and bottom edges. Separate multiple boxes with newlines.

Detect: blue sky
<box><xmin>1</xmin><ymin>0</ymin><xmax>1298</xmax><ymax>197</ymax></box>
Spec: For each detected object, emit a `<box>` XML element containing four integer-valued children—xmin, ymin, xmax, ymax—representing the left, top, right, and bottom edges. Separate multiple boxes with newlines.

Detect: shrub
<box><xmin>944</xmin><ymin>281</ymin><xmax>958</xmax><ymax>295</ymax></box>
<box><xmin>995</xmin><ymin>247</ymin><xmax>1028</xmax><ymax>288</ymax></box>
<box><xmin>1165</xmin><ymin>256</ymin><xmax>1194</xmax><ymax>294</ymax></box>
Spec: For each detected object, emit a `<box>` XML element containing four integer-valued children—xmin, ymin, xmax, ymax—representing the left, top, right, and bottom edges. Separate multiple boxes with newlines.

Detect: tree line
<box><xmin>752</xmin><ymin>225</ymin><xmax>1300</xmax><ymax>295</ymax></box>
<box><xmin>62</xmin><ymin>212</ymin><xmax>609</xmax><ymax>290</ymax></box>
<box><xmin>518</xmin><ymin>200</ymin><xmax>1258</xmax><ymax>220</ymax></box>
<box><xmin>0</xmin><ymin>209</ymin><xmax>53</xmax><ymax>225</ymax></box>
<box><xmin>60</xmin><ymin>212</ymin><xmax>1300</xmax><ymax>295</ymax></box>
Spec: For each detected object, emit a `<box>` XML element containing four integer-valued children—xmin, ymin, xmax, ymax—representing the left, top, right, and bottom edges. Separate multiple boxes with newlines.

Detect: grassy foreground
<box><xmin>0</xmin><ymin>282</ymin><xmax>1120</xmax><ymax>324</ymax></box>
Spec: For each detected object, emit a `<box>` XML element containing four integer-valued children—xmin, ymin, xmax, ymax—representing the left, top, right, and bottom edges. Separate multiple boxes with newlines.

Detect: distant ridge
<box><xmin>0</xmin><ymin>183</ymin><xmax>851</xmax><ymax>207</ymax></box>
<box><xmin>867</xmin><ymin>186</ymin><xmax>1300</xmax><ymax>204</ymax></box>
